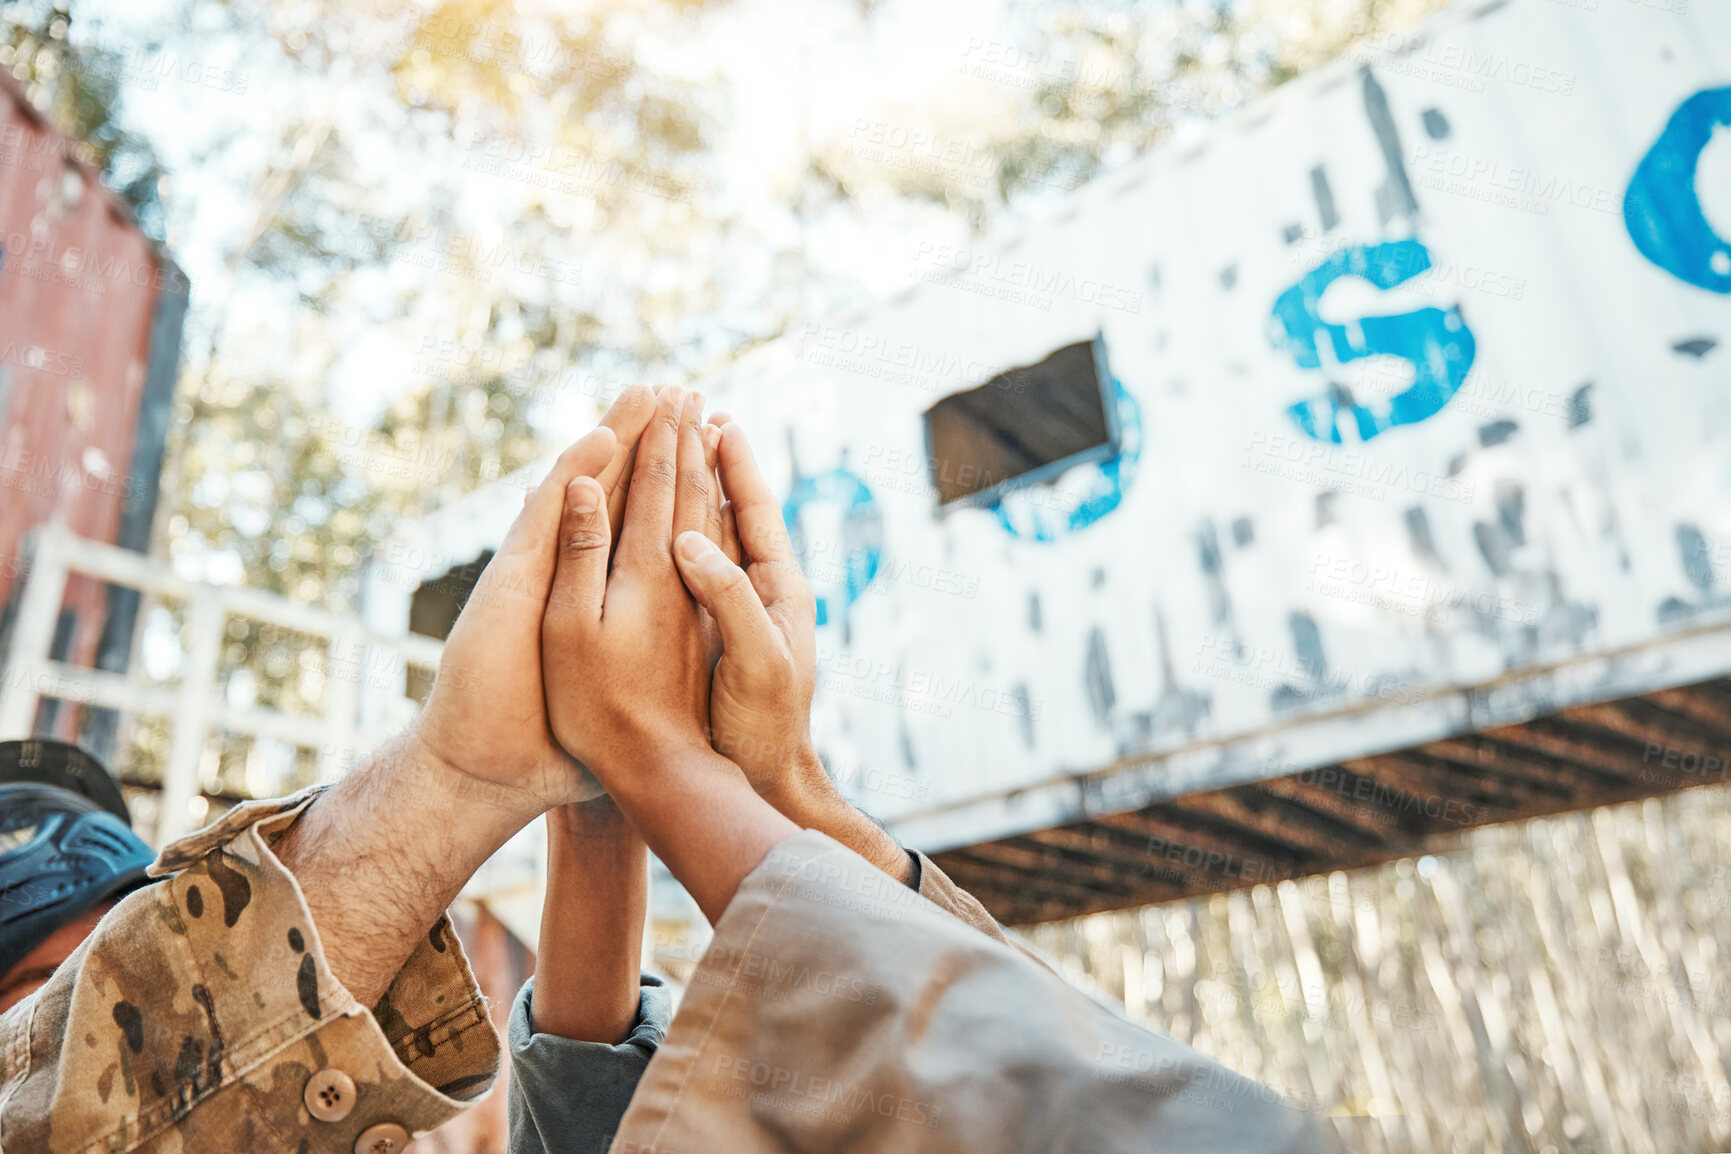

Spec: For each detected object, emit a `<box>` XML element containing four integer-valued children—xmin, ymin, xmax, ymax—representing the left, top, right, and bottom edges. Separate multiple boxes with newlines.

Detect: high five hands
<box><xmin>535</xmin><ymin>384</ymin><xmax>812</xmax><ymax>924</ymax></box>
<box><xmin>280</xmin><ymin>383</ymin><xmax>907</xmax><ymax>1007</ymax></box>
<box><xmin>401</xmin><ymin>381</ymin><xmax>911</xmax><ymax>927</ymax></box>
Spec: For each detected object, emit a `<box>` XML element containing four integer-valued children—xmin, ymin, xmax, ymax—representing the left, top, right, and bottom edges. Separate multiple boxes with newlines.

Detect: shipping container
<box><xmin>371</xmin><ymin>0</ymin><xmax>1731</xmax><ymax>921</ymax></box>
<box><xmin>0</xmin><ymin>72</ymin><xmax>189</xmax><ymax>759</ymax></box>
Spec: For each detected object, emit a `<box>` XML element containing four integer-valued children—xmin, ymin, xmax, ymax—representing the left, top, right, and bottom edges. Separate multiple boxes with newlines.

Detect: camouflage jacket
<box><xmin>0</xmin><ymin>789</ymin><xmax>499</xmax><ymax>1154</ymax></box>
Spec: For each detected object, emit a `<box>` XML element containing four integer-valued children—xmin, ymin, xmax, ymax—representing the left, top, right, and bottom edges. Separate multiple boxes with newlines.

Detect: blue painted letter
<box><xmin>1625</xmin><ymin>85</ymin><xmax>1731</xmax><ymax>293</ymax></box>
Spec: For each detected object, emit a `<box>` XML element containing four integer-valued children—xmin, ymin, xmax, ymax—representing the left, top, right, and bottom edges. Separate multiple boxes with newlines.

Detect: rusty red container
<box><xmin>0</xmin><ymin>73</ymin><xmax>188</xmax><ymax>754</ymax></box>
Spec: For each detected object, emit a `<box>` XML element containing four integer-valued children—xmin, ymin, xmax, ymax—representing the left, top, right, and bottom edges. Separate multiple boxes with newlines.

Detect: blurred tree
<box><xmin>811</xmin><ymin>0</ymin><xmax>1454</xmax><ymax>229</ymax></box>
<box><xmin>80</xmin><ymin>0</ymin><xmax>735</xmax><ymax>800</ymax></box>
<box><xmin>81</xmin><ymin>0</ymin><xmax>1461</xmax><ymax>803</ymax></box>
<box><xmin>163</xmin><ymin>0</ymin><xmax>732</xmax><ymax>610</ymax></box>
<box><xmin>0</xmin><ymin>0</ymin><xmax>168</xmax><ymax>235</ymax></box>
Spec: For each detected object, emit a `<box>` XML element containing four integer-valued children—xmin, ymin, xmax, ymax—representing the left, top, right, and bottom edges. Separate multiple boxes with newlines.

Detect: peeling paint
<box><xmin>382</xmin><ymin>0</ymin><xmax>1731</xmax><ymax>854</ymax></box>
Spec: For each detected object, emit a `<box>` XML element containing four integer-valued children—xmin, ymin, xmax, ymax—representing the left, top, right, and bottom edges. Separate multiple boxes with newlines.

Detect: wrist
<box><xmin>300</xmin><ymin>731</ymin><xmax>529</xmax><ymax>858</ymax></box>
<box><xmin>550</xmin><ymin>794</ymin><xmax>628</xmax><ymax>836</ymax></box>
<box><xmin>538</xmin><ymin>798</ymin><xmax>647</xmax><ymax>1045</ymax></box>
<box><xmin>600</xmin><ymin>744</ymin><xmax>800</xmax><ymax>925</ymax></box>
<box><xmin>403</xmin><ymin>723</ymin><xmax>550</xmax><ymax>828</ymax></box>
<box><xmin>755</xmin><ymin>742</ymin><xmax>837</xmax><ymax>822</ymax></box>
<box><xmin>591</xmin><ymin>728</ymin><xmax>722</xmax><ymax>799</ymax></box>
<box><xmin>274</xmin><ymin>733</ymin><xmax>533</xmax><ymax>1006</ymax></box>
<box><xmin>747</xmin><ymin>746</ymin><xmax>915</xmax><ymax>886</ymax></box>
<box><xmin>547</xmin><ymin>798</ymin><xmax>644</xmax><ymax>872</ymax></box>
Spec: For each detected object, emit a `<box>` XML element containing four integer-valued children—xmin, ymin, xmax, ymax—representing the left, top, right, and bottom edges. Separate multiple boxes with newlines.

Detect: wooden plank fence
<box><xmin>1023</xmin><ymin>784</ymin><xmax>1731</xmax><ymax>1153</ymax></box>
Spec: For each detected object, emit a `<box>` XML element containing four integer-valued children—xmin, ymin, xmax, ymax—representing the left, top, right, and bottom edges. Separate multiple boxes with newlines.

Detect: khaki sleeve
<box><xmin>909</xmin><ymin>849</ymin><xmax>1052</xmax><ymax>971</ymax></box>
<box><xmin>0</xmin><ymin>787</ymin><xmax>499</xmax><ymax>1154</ymax></box>
<box><xmin>610</xmin><ymin>832</ymin><xmax>1341</xmax><ymax>1154</ymax></box>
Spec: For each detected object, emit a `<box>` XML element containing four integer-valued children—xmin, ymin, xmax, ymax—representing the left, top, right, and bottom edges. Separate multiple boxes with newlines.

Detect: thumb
<box><xmin>674</xmin><ymin>530</ymin><xmax>780</xmax><ymax>664</ymax></box>
<box><xmin>548</xmin><ymin>476</ymin><xmax>611</xmax><ymax>623</ymax></box>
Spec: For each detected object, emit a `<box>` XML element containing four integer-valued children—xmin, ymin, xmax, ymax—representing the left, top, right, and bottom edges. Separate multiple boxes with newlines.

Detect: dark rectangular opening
<box><xmin>922</xmin><ymin>336</ymin><xmax>1116</xmax><ymax>507</ymax></box>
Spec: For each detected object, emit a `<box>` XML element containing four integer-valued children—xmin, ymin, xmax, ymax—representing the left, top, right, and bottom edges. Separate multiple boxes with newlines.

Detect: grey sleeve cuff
<box><xmin>505</xmin><ymin>973</ymin><xmax>672</xmax><ymax>1154</ymax></box>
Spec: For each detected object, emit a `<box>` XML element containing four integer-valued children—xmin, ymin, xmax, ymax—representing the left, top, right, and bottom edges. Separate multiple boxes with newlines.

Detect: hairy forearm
<box><xmin>533</xmin><ymin>800</ymin><xmax>647</xmax><ymax>1043</ymax></box>
<box><xmin>273</xmin><ymin>732</ymin><xmax>532</xmax><ymax>1007</ymax></box>
<box><xmin>762</xmin><ymin>748</ymin><xmax>914</xmax><ymax>885</ymax></box>
<box><xmin>604</xmin><ymin>744</ymin><xmax>798</xmax><ymax>925</ymax></box>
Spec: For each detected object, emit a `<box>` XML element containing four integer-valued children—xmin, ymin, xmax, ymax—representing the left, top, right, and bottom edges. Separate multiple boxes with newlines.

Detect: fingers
<box><xmin>548</xmin><ymin>477</ymin><xmax>611</xmax><ymax>624</ymax></box>
<box><xmin>597</xmin><ymin>385</ymin><xmax>657</xmax><ymax>480</ymax></box>
<box><xmin>702</xmin><ymin>423</ymin><xmax>739</xmax><ymax>562</ymax></box>
<box><xmin>595</xmin><ymin>386</ymin><xmax>657</xmax><ymax>537</ymax></box>
<box><xmin>617</xmin><ymin>386</ymin><xmax>684</xmax><ymax>564</ymax></box>
<box><xmin>497</xmin><ymin>424</ymin><xmax>617</xmax><ymax>565</ymax></box>
<box><xmin>714</xmin><ymin>423</ymin><xmax>805</xmax><ymax>604</ymax></box>
<box><xmin>718</xmin><ymin>500</ymin><xmax>741</xmax><ymax>566</ymax></box>
<box><xmin>672</xmin><ymin>391</ymin><xmax>717</xmax><ymax>542</ymax></box>
<box><xmin>673</xmin><ymin>531</ymin><xmax>781</xmax><ymax>668</ymax></box>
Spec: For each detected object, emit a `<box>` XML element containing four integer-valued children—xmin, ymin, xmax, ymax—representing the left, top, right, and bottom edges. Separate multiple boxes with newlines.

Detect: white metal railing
<box><xmin>0</xmin><ymin>525</ymin><xmax>708</xmax><ymax>970</ymax></box>
<box><xmin>0</xmin><ymin>525</ymin><xmax>446</xmax><ymax>845</ymax></box>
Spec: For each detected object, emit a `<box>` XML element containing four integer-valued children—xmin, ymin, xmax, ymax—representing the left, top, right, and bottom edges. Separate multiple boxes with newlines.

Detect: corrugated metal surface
<box><xmin>934</xmin><ymin>672</ymin><xmax>1731</xmax><ymax>922</ymax></box>
<box><xmin>379</xmin><ymin>0</ymin><xmax>1731</xmax><ymax>919</ymax></box>
<box><xmin>0</xmin><ymin>72</ymin><xmax>188</xmax><ymax>751</ymax></box>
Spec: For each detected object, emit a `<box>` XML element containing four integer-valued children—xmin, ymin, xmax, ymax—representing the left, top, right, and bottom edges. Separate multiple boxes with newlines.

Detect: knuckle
<box><xmin>677</xmin><ymin>470</ymin><xmax>710</xmax><ymax>504</ymax></box>
<box><xmin>553</xmin><ymin>441</ymin><xmax>585</xmax><ymax>472</ymax></box>
<box><xmin>744</xmin><ymin>522</ymin><xmax>789</xmax><ymax>558</ymax></box>
<box><xmin>742</xmin><ymin>651</ymin><xmax>791</xmax><ymax>687</ymax></box>
<box><xmin>541</xmin><ymin>602</ymin><xmax>576</xmax><ymax>634</ymax></box>
<box><xmin>714</xmin><ymin>564</ymin><xmax>750</xmax><ymax>594</ymax></box>
<box><xmin>762</xmin><ymin>558</ymin><xmax>807</xmax><ymax>589</ymax></box>
<box><xmin>546</xmin><ymin>584</ymin><xmax>602</xmax><ymax>617</ymax></box>
<box><xmin>640</xmin><ymin>457</ymin><xmax>678</xmax><ymax>489</ymax></box>
<box><xmin>563</xmin><ymin>526</ymin><xmax>609</xmax><ymax>555</ymax></box>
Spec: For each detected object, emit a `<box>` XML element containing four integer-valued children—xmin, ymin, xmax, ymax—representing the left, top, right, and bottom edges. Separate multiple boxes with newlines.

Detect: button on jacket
<box><xmin>0</xmin><ymin>787</ymin><xmax>500</xmax><ymax>1153</ymax></box>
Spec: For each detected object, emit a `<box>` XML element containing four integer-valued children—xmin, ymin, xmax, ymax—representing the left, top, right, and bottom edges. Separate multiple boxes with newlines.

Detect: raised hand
<box><xmin>668</xmin><ymin>422</ymin><xmax>817</xmax><ymax>794</ymax></box>
<box><xmin>409</xmin><ymin>385</ymin><xmax>658</xmax><ymax>816</ymax></box>
<box><xmin>671</xmin><ymin>421</ymin><xmax>913</xmax><ymax>883</ymax></box>
<box><xmin>540</xmin><ymin>387</ymin><xmax>716</xmax><ymax>772</ymax></box>
<box><xmin>276</xmin><ymin>387</ymin><xmax>662</xmax><ymax>1005</ymax></box>
<box><xmin>541</xmin><ymin>388</ymin><xmax>796</xmax><ymax>922</ymax></box>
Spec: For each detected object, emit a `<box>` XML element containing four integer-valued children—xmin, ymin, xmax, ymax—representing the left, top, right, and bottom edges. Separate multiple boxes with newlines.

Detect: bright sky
<box><xmin>75</xmin><ymin>0</ymin><xmax>1039</xmax><ymax>429</ymax></box>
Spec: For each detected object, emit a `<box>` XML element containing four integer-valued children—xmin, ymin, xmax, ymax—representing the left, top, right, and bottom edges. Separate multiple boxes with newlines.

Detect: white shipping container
<box><xmin>369</xmin><ymin>0</ymin><xmax>1731</xmax><ymax>878</ymax></box>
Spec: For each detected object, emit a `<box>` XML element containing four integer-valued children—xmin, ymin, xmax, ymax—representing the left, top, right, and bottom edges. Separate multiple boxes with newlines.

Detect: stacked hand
<box><xmin>668</xmin><ymin>417</ymin><xmax>916</xmax><ymax>883</ymax></box>
<box><xmin>540</xmin><ymin>387</ymin><xmax>719</xmax><ymax>777</ymax></box>
<box><xmin>281</xmin><ymin>380</ymin><xmax>905</xmax><ymax>1008</ymax></box>
<box><xmin>530</xmin><ymin>384</ymin><xmax>914</xmax><ymax>917</ymax></box>
<box><xmin>669</xmin><ymin>419</ymin><xmax>818</xmax><ymax>795</ymax></box>
<box><xmin>408</xmin><ymin>384</ymin><xmax>661</xmax><ymax>815</ymax></box>
<box><xmin>529</xmin><ymin>385</ymin><xmax>802</xmax><ymax>923</ymax></box>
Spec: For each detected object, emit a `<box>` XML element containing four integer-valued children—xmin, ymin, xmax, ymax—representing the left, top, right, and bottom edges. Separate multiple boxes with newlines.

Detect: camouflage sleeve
<box><xmin>0</xmin><ymin>786</ymin><xmax>500</xmax><ymax>1154</ymax></box>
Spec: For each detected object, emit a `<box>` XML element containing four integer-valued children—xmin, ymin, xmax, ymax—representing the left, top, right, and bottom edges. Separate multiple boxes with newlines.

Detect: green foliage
<box><xmin>160</xmin><ymin>0</ymin><xmax>732</xmax><ymax>609</ymax></box>
<box><xmin>815</xmin><ymin>0</ymin><xmax>1455</xmax><ymax>230</ymax></box>
<box><xmin>173</xmin><ymin>372</ymin><xmax>383</xmax><ymax>608</ymax></box>
<box><xmin>0</xmin><ymin>0</ymin><xmax>168</xmax><ymax>235</ymax></box>
<box><xmin>120</xmin><ymin>0</ymin><xmax>740</xmax><ymax>787</ymax></box>
<box><xmin>99</xmin><ymin>0</ymin><xmax>1456</xmax><ymax>797</ymax></box>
